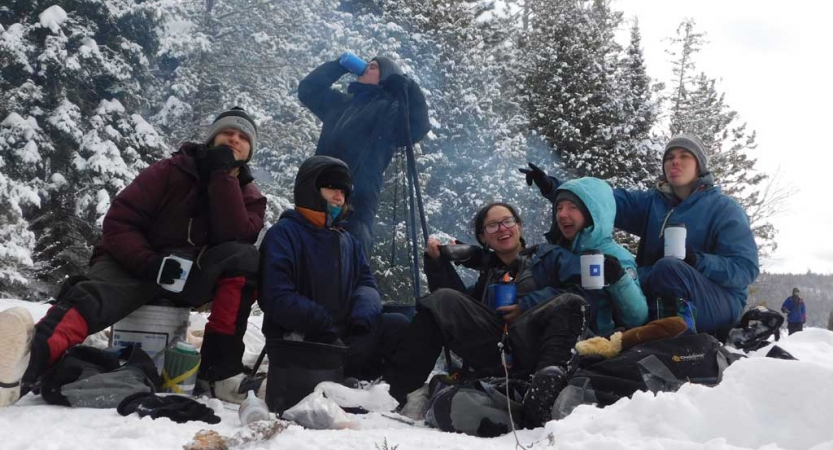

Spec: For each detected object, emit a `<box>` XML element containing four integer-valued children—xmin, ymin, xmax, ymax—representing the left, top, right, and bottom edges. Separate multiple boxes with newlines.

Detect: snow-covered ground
<box><xmin>1</xmin><ymin>298</ymin><xmax>832</xmax><ymax>450</ymax></box>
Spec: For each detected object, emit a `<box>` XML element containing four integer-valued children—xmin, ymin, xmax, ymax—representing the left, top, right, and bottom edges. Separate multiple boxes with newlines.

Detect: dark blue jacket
<box><xmin>781</xmin><ymin>296</ymin><xmax>806</xmax><ymax>324</ymax></box>
<box><xmin>612</xmin><ymin>176</ymin><xmax>760</xmax><ymax>309</ymax></box>
<box><xmin>258</xmin><ymin>156</ymin><xmax>381</xmax><ymax>340</ymax></box>
<box><xmin>298</xmin><ymin>61</ymin><xmax>430</xmax><ymax>251</ymax></box>
<box><xmin>259</xmin><ymin>210</ymin><xmax>380</xmax><ymax>339</ymax></box>
<box><xmin>299</xmin><ymin>61</ymin><xmax>429</xmax><ymax>184</ymax></box>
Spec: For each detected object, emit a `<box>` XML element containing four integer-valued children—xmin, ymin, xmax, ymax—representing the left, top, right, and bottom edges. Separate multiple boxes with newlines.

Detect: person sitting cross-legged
<box><xmin>383</xmin><ymin>202</ymin><xmax>593</xmax><ymax>428</ymax></box>
<box><xmin>258</xmin><ymin>156</ymin><xmax>409</xmax><ymax>384</ymax></box>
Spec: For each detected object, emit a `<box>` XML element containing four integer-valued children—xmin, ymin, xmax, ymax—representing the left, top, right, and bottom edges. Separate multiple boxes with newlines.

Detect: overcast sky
<box><xmin>614</xmin><ymin>0</ymin><xmax>833</xmax><ymax>274</ymax></box>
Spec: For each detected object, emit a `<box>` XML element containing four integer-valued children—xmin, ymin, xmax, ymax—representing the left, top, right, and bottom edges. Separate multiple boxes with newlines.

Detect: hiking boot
<box><xmin>198</xmin><ymin>372</ymin><xmax>266</xmax><ymax>405</ymax></box>
<box><xmin>0</xmin><ymin>307</ymin><xmax>35</xmax><ymax>407</ymax></box>
<box><xmin>521</xmin><ymin>366</ymin><xmax>568</xmax><ymax>428</ymax></box>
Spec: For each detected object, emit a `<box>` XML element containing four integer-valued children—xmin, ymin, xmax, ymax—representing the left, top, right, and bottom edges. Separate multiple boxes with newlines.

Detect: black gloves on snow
<box><xmin>518</xmin><ymin>162</ymin><xmax>553</xmax><ymax>194</ymax></box>
<box><xmin>196</xmin><ymin>145</ymin><xmax>245</xmax><ymax>175</ymax></box>
<box><xmin>382</xmin><ymin>73</ymin><xmax>410</xmax><ymax>96</ymax></box>
<box><xmin>603</xmin><ymin>254</ymin><xmax>625</xmax><ymax>285</ymax></box>
<box><xmin>145</xmin><ymin>256</ymin><xmax>183</xmax><ymax>284</ymax></box>
<box><xmin>117</xmin><ymin>392</ymin><xmax>221</xmax><ymax>424</ymax></box>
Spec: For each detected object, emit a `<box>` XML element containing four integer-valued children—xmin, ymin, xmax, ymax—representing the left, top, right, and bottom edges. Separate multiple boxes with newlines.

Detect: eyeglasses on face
<box><xmin>483</xmin><ymin>217</ymin><xmax>518</xmax><ymax>234</ymax></box>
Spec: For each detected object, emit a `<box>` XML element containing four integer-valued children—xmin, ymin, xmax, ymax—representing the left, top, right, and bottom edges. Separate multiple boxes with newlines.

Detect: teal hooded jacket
<box><xmin>549</xmin><ymin>177</ymin><xmax>648</xmax><ymax>334</ymax></box>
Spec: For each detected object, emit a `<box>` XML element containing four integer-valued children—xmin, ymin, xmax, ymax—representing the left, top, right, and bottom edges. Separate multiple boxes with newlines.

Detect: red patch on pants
<box><xmin>206</xmin><ymin>276</ymin><xmax>247</xmax><ymax>335</ymax></box>
<box><xmin>47</xmin><ymin>308</ymin><xmax>89</xmax><ymax>364</ymax></box>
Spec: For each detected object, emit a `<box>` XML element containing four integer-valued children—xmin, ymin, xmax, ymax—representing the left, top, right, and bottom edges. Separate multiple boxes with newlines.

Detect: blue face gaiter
<box><xmin>328</xmin><ymin>205</ymin><xmax>343</xmax><ymax>222</ymax></box>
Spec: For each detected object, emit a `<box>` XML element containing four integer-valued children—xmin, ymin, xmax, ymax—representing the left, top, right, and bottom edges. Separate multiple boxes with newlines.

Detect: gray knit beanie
<box><xmin>663</xmin><ymin>134</ymin><xmax>708</xmax><ymax>176</ymax></box>
<box><xmin>205</xmin><ymin>107</ymin><xmax>258</xmax><ymax>162</ymax></box>
<box><xmin>371</xmin><ymin>56</ymin><xmax>404</xmax><ymax>82</ymax></box>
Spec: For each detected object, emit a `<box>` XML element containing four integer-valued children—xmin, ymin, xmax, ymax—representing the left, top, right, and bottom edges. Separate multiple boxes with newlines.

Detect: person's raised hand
<box><xmin>518</xmin><ymin>162</ymin><xmax>553</xmax><ymax>194</ymax></box>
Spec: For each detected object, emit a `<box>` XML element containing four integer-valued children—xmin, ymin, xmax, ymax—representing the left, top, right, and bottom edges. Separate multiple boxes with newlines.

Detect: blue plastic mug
<box><xmin>488</xmin><ymin>283</ymin><xmax>517</xmax><ymax>312</ymax></box>
<box><xmin>339</xmin><ymin>52</ymin><xmax>368</xmax><ymax>76</ymax></box>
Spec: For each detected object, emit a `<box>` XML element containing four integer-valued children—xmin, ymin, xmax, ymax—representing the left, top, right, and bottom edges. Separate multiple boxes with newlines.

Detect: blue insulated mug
<box><xmin>488</xmin><ymin>283</ymin><xmax>517</xmax><ymax>312</ymax></box>
<box><xmin>339</xmin><ymin>52</ymin><xmax>368</xmax><ymax>76</ymax></box>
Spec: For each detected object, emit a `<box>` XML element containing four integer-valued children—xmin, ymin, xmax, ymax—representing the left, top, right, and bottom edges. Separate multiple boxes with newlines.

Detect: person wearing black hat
<box><xmin>258</xmin><ymin>156</ymin><xmax>409</xmax><ymax>388</ymax></box>
<box><xmin>781</xmin><ymin>288</ymin><xmax>806</xmax><ymax>335</ymax></box>
<box><xmin>520</xmin><ymin>133</ymin><xmax>759</xmax><ymax>336</ymax></box>
<box><xmin>0</xmin><ymin>107</ymin><xmax>268</xmax><ymax>408</ymax></box>
<box><xmin>298</xmin><ymin>54</ymin><xmax>431</xmax><ymax>256</ymax></box>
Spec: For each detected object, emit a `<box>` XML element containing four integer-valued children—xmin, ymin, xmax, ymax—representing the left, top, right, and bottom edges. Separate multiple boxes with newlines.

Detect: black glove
<box><xmin>117</xmin><ymin>392</ymin><xmax>220</xmax><ymax>424</ymax></box>
<box><xmin>684</xmin><ymin>246</ymin><xmax>698</xmax><ymax>267</ymax></box>
<box><xmin>145</xmin><ymin>256</ymin><xmax>183</xmax><ymax>284</ymax></box>
<box><xmin>603</xmin><ymin>254</ymin><xmax>625</xmax><ymax>285</ymax></box>
<box><xmin>518</xmin><ymin>162</ymin><xmax>553</xmax><ymax>194</ymax></box>
<box><xmin>381</xmin><ymin>73</ymin><xmax>409</xmax><ymax>96</ymax></box>
<box><xmin>196</xmin><ymin>145</ymin><xmax>244</xmax><ymax>174</ymax></box>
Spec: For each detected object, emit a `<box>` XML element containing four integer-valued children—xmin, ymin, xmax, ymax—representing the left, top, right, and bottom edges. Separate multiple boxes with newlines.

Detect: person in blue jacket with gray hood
<box><xmin>258</xmin><ymin>156</ymin><xmax>409</xmax><ymax>380</ymax></box>
<box><xmin>298</xmin><ymin>55</ymin><xmax>430</xmax><ymax>256</ymax></box>
<box><xmin>613</xmin><ymin>135</ymin><xmax>759</xmax><ymax>334</ymax></box>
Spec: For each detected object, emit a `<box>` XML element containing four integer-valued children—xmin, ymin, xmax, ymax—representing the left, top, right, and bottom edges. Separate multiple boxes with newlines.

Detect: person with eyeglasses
<box><xmin>383</xmin><ymin>202</ymin><xmax>592</xmax><ymax>429</ymax></box>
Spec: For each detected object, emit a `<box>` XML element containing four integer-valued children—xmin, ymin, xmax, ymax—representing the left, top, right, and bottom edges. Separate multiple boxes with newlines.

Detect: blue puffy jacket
<box><xmin>781</xmin><ymin>296</ymin><xmax>806</xmax><ymax>324</ymax></box>
<box><xmin>258</xmin><ymin>157</ymin><xmax>381</xmax><ymax>340</ymax></box>
<box><xmin>298</xmin><ymin>60</ymin><xmax>430</xmax><ymax>253</ymax></box>
<box><xmin>612</xmin><ymin>175</ymin><xmax>759</xmax><ymax>310</ymax></box>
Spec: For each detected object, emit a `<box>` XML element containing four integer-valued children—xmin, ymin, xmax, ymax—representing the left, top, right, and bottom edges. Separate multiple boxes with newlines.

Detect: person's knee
<box><xmin>418</xmin><ymin>289</ymin><xmax>469</xmax><ymax>313</ymax></box>
<box><xmin>652</xmin><ymin>257</ymin><xmax>689</xmax><ymax>277</ymax></box>
<box><xmin>212</xmin><ymin>242</ymin><xmax>259</xmax><ymax>272</ymax></box>
<box><xmin>381</xmin><ymin>312</ymin><xmax>411</xmax><ymax>330</ymax></box>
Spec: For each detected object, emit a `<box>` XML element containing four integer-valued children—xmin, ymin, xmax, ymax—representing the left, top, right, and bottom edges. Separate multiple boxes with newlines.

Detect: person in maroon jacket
<box><xmin>0</xmin><ymin>107</ymin><xmax>267</xmax><ymax>407</ymax></box>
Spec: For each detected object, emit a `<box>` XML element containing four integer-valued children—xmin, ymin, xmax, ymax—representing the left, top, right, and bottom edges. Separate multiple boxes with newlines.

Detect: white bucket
<box><xmin>111</xmin><ymin>305</ymin><xmax>191</xmax><ymax>373</ymax></box>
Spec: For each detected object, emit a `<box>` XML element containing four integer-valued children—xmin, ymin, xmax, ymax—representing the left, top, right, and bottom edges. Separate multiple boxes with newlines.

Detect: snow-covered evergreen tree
<box><xmin>0</xmin><ymin>0</ymin><xmax>166</xmax><ymax>297</ymax></box>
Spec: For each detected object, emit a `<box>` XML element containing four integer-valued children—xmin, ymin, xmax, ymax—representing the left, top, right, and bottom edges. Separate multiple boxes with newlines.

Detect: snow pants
<box><xmin>642</xmin><ymin>257</ymin><xmax>744</xmax><ymax>336</ymax></box>
<box><xmin>384</xmin><ymin>289</ymin><xmax>589</xmax><ymax>404</ymax></box>
<box><xmin>342</xmin><ymin>312</ymin><xmax>409</xmax><ymax>380</ymax></box>
<box><xmin>23</xmin><ymin>242</ymin><xmax>258</xmax><ymax>393</ymax></box>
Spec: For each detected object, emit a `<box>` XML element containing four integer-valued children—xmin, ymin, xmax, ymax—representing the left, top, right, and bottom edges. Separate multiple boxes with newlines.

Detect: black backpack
<box><xmin>554</xmin><ymin>333</ymin><xmax>738</xmax><ymax>419</ymax></box>
<box><xmin>424</xmin><ymin>375</ymin><xmax>529</xmax><ymax>437</ymax></box>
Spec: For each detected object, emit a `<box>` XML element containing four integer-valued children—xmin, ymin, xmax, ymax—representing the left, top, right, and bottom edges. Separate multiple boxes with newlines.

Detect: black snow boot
<box><xmin>521</xmin><ymin>365</ymin><xmax>568</xmax><ymax>428</ymax></box>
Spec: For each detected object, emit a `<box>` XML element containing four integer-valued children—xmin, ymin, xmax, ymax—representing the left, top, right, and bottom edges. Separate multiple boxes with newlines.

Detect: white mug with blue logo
<box><xmin>580</xmin><ymin>250</ymin><xmax>604</xmax><ymax>290</ymax></box>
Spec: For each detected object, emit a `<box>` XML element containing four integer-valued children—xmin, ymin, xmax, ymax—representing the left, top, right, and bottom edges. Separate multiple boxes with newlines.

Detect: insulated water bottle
<box><xmin>339</xmin><ymin>52</ymin><xmax>368</xmax><ymax>76</ymax></box>
<box><xmin>161</xmin><ymin>341</ymin><xmax>200</xmax><ymax>395</ymax></box>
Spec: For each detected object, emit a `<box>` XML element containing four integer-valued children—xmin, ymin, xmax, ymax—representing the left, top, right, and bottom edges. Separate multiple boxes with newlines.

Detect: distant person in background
<box><xmin>298</xmin><ymin>54</ymin><xmax>430</xmax><ymax>256</ymax></box>
<box><xmin>781</xmin><ymin>288</ymin><xmax>806</xmax><ymax>335</ymax></box>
